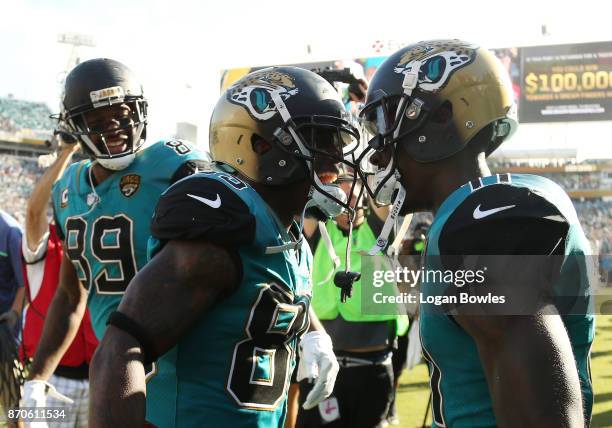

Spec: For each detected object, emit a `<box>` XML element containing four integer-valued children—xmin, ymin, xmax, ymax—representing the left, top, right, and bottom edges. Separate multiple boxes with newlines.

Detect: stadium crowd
<box><xmin>575</xmin><ymin>199</ymin><xmax>612</xmax><ymax>253</ymax></box>
<box><xmin>0</xmin><ymin>154</ymin><xmax>610</xmax><ymax>255</ymax></box>
<box><xmin>540</xmin><ymin>172</ymin><xmax>604</xmax><ymax>190</ymax></box>
<box><xmin>0</xmin><ymin>155</ymin><xmax>42</xmax><ymax>225</ymax></box>
<box><xmin>0</xmin><ymin>96</ymin><xmax>55</xmax><ymax>132</ymax></box>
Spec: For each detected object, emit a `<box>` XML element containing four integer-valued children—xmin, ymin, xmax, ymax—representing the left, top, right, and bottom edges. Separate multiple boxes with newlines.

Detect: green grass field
<box><xmin>395</xmin><ymin>315</ymin><xmax>612</xmax><ymax>428</ymax></box>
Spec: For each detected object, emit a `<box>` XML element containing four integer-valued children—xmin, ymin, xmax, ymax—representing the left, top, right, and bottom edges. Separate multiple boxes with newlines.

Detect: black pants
<box><xmin>297</xmin><ymin>361</ymin><xmax>393</xmax><ymax>428</ymax></box>
<box><xmin>391</xmin><ymin>331</ymin><xmax>409</xmax><ymax>381</ymax></box>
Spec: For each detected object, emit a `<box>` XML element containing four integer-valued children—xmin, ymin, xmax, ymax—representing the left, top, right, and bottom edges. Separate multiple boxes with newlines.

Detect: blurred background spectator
<box><xmin>0</xmin><ymin>155</ymin><xmax>45</xmax><ymax>225</ymax></box>
<box><xmin>0</xmin><ymin>96</ymin><xmax>55</xmax><ymax>133</ymax></box>
<box><xmin>0</xmin><ymin>209</ymin><xmax>25</xmax><ymax>338</ymax></box>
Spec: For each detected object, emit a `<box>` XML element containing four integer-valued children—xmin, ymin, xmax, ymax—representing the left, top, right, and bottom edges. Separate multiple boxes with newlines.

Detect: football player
<box><xmin>357</xmin><ymin>40</ymin><xmax>594</xmax><ymax>427</ymax></box>
<box><xmin>89</xmin><ymin>67</ymin><xmax>360</xmax><ymax>427</ymax></box>
<box><xmin>23</xmin><ymin>58</ymin><xmax>209</xmax><ymax>412</ymax></box>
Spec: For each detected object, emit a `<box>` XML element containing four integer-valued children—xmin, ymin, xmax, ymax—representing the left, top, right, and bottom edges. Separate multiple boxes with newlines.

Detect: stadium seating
<box><xmin>0</xmin><ymin>153</ymin><xmax>609</xmax><ymax>281</ymax></box>
<box><xmin>0</xmin><ymin>155</ymin><xmax>44</xmax><ymax>225</ymax></box>
<box><xmin>0</xmin><ymin>96</ymin><xmax>55</xmax><ymax>133</ymax></box>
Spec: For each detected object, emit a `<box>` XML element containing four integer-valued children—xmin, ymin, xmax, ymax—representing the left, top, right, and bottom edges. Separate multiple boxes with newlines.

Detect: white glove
<box><xmin>21</xmin><ymin>380</ymin><xmax>74</xmax><ymax>408</ymax></box>
<box><xmin>406</xmin><ymin>319</ymin><xmax>422</xmax><ymax>370</ymax></box>
<box><xmin>297</xmin><ymin>331</ymin><xmax>339</xmax><ymax>410</ymax></box>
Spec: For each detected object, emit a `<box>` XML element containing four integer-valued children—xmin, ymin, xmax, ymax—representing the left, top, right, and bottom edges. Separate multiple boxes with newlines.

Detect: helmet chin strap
<box><xmin>367</xmin><ymin>66</ymin><xmax>416</xmax><ymax>206</ymax></box>
<box><xmin>366</xmin><ymin>91</ymin><xmax>412</xmax><ymax>257</ymax></box>
<box><xmin>368</xmin><ymin>185</ymin><xmax>406</xmax><ymax>256</ymax></box>
<box><xmin>366</xmin><ymin>64</ymin><xmax>422</xmax><ymax>256</ymax></box>
<box><xmin>264</xmin><ymin>237</ymin><xmax>303</xmax><ymax>254</ymax></box>
<box><xmin>264</xmin><ymin>204</ymin><xmax>305</xmax><ymax>255</ymax></box>
<box><xmin>263</xmin><ymin>193</ymin><xmax>319</xmax><ymax>255</ymax></box>
<box><xmin>314</xmin><ymin>221</ymin><xmax>342</xmax><ymax>286</ymax></box>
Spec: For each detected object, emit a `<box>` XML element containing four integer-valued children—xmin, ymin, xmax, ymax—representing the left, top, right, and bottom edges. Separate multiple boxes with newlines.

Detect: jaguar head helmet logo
<box><xmin>393</xmin><ymin>40</ymin><xmax>478</xmax><ymax>92</ymax></box>
<box><xmin>227</xmin><ymin>70</ymin><xmax>299</xmax><ymax>121</ymax></box>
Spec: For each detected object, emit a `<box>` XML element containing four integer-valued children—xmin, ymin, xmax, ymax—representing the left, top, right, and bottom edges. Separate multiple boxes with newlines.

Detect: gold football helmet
<box><xmin>210</xmin><ymin>66</ymin><xmax>361</xmax><ymax>218</ymax></box>
<box><xmin>358</xmin><ymin>40</ymin><xmax>518</xmax><ymax>200</ymax></box>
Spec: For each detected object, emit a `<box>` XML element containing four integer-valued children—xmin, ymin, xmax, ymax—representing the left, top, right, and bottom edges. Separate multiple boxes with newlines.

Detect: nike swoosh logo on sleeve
<box><xmin>473</xmin><ymin>204</ymin><xmax>515</xmax><ymax>219</ymax></box>
<box><xmin>187</xmin><ymin>193</ymin><xmax>221</xmax><ymax>209</ymax></box>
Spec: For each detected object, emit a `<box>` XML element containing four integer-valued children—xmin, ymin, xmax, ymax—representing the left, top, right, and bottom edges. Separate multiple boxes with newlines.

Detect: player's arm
<box><xmin>89</xmin><ymin>175</ymin><xmax>251</xmax><ymax>427</ymax></box>
<box><xmin>89</xmin><ymin>238</ymin><xmax>240</xmax><ymax>427</ymax></box>
<box><xmin>25</xmin><ymin>143</ymin><xmax>77</xmax><ymax>253</ymax></box>
<box><xmin>440</xmin><ymin>189</ymin><xmax>585</xmax><ymax>427</ymax></box>
<box><xmin>21</xmin><ymin>143</ymin><xmax>78</xmax><ymax>326</ymax></box>
<box><xmin>27</xmin><ymin>250</ymin><xmax>88</xmax><ymax>381</ymax></box>
<box><xmin>458</xmin><ymin>307</ymin><xmax>584</xmax><ymax>428</ymax></box>
<box><xmin>452</xmin><ymin>252</ymin><xmax>584</xmax><ymax>428</ymax></box>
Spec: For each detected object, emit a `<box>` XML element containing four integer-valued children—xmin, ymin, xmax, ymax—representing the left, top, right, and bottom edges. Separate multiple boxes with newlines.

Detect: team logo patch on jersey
<box><xmin>394</xmin><ymin>40</ymin><xmax>477</xmax><ymax>92</ymax></box>
<box><xmin>60</xmin><ymin>188</ymin><xmax>69</xmax><ymax>208</ymax></box>
<box><xmin>119</xmin><ymin>174</ymin><xmax>141</xmax><ymax>198</ymax></box>
<box><xmin>227</xmin><ymin>70</ymin><xmax>299</xmax><ymax>121</ymax></box>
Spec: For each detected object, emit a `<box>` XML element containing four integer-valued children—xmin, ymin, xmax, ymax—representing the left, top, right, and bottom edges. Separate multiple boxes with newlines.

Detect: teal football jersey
<box><xmin>420</xmin><ymin>173</ymin><xmax>594</xmax><ymax>427</ymax></box>
<box><xmin>52</xmin><ymin>139</ymin><xmax>205</xmax><ymax>338</ymax></box>
<box><xmin>145</xmin><ymin>168</ymin><xmax>312</xmax><ymax>428</ymax></box>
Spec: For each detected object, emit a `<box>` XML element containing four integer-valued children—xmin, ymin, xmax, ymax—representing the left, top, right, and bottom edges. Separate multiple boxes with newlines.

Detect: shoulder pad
<box><xmin>450</xmin><ymin>184</ymin><xmax>566</xmax><ymax>228</ymax></box>
<box><xmin>151</xmin><ymin>174</ymin><xmax>256</xmax><ymax>246</ymax></box>
<box><xmin>440</xmin><ymin>184</ymin><xmax>569</xmax><ymax>256</ymax></box>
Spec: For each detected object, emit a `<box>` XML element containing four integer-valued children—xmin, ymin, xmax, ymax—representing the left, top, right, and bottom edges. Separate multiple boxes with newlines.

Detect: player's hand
<box><xmin>58</xmin><ymin>137</ymin><xmax>80</xmax><ymax>155</ymax></box>
<box><xmin>348</xmin><ymin>78</ymin><xmax>368</xmax><ymax>102</ymax></box>
<box><xmin>21</xmin><ymin>380</ymin><xmax>74</xmax><ymax>408</ymax></box>
<box><xmin>406</xmin><ymin>319</ymin><xmax>422</xmax><ymax>370</ymax></box>
<box><xmin>297</xmin><ymin>331</ymin><xmax>339</xmax><ymax>410</ymax></box>
<box><xmin>0</xmin><ymin>310</ymin><xmax>19</xmax><ymax>330</ymax></box>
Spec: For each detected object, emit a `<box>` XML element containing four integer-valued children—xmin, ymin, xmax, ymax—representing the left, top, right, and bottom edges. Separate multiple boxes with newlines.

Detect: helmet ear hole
<box><xmin>251</xmin><ymin>134</ymin><xmax>272</xmax><ymax>155</ymax></box>
<box><xmin>430</xmin><ymin>100</ymin><xmax>453</xmax><ymax>124</ymax></box>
